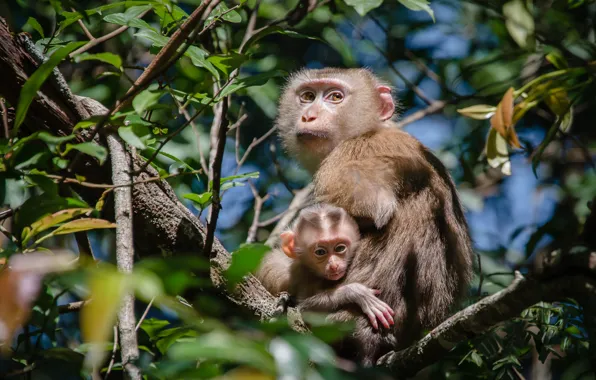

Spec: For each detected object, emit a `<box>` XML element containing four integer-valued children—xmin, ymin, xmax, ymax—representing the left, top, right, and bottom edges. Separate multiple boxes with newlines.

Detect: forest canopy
<box><xmin>1</xmin><ymin>0</ymin><xmax>596</xmax><ymax>379</ymax></box>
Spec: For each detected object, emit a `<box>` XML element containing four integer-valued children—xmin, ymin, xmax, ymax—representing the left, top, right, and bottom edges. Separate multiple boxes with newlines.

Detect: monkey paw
<box><xmin>273</xmin><ymin>292</ymin><xmax>292</xmax><ymax>316</ymax></box>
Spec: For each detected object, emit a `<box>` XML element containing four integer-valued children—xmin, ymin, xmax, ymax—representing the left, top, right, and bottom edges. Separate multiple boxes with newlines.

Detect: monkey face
<box><xmin>276</xmin><ymin>68</ymin><xmax>395</xmax><ymax>173</ymax></box>
<box><xmin>302</xmin><ymin>238</ymin><xmax>352</xmax><ymax>281</ymax></box>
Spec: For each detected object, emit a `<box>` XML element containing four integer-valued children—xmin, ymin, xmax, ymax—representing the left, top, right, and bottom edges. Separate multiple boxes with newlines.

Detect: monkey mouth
<box><xmin>296</xmin><ymin>129</ymin><xmax>330</xmax><ymax>141</ymax></box>
<box><xmin>326</xmin><ymin>271</ymin><xmax>345</xmax><ymax>281</ymax></box>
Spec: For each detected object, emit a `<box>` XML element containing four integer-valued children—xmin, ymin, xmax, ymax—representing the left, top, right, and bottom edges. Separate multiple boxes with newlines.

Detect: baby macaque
<box><xmin>271</xmin><ymin>67</ymin><xmax>475</xmax><ymax>365</ymax></box>
<box><xmin>280</xmin><ymin>204</ymin><xmax>395</xmax><ymax>330</ymax></box>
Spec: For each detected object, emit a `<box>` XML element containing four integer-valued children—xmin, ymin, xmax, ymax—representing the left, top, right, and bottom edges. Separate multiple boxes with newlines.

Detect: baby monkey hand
<box><xmin>341</xmin><ymin>283</ymin><xmax>395</xmax><ymax>330</ymax></box>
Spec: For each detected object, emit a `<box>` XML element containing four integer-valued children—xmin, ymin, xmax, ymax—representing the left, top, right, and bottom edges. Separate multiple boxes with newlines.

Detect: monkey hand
<box><xmin>274</xmin><ymin>292</ymin><xmax>292</xmax><ymax>316</ymax></box>
<box><xmin>342</xmin><ymin>283</ymin><xmax>395</xmax><ymax>330</ymax></box>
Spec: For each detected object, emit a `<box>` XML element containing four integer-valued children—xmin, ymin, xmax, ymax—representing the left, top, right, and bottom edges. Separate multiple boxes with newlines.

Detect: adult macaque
<box><xmin>280</xmin><ymin>204</ymin><xmax>395</xmax><ymax>330</ymax></box>
<box><xmin>273</xmin><ymin>68</ymin><xmax>474</xmax><ymax>365</ymax></box>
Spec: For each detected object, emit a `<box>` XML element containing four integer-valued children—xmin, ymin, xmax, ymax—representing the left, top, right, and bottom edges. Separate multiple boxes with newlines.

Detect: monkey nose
<box><xmin>301</xmin><ymin>114</ymin><xmax>317</xmax><ymax>122</ymax></box>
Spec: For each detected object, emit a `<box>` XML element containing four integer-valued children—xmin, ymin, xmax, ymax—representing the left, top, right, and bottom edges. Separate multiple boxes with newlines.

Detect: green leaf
<box><xmin>205</xmin><ymin>3</ymin><xmax>242</xmax><ymax>24</ymax></box>
<box><xmin>217</xmin><ymin>71</ymin><xmax>286</xmax><ymax>100</ymax></box>
<box><xmin>74</xmin><ymin>52</ymin><xmax>123</xmax><ymax>69</ymax></box>
<box><xmin>118</xmin><ymin>126</ymin><xmax>146</xmax><ymax>149</ymax></box>
<box><xmin>398</xmin><ymin>0</ymin><xmax>435</xmax><ymax>22</ymax></box>
<box><xmin>64</xmin><ymin>142</ymin><xmax>108</xmax><ymax>165</ymax></box>
<box><xmin>216</xmin><ymin>171</ymin><xmax>260</xmax><ymax>187</ymax></box>
<box><xmin>144</xmin><ymin>146</ymin><xmax>198</xmax><ymax>173</ymax></box>
<box><xmin>168</xmin><ymin>331</ymin><xmax>275</xmax><ymax>373</ymax></box>
<box><xmin>74</xmin><ymin>115</ymin><xmax>105</xmax><ymax>130</ymax></box>
<box><xmin>469</xmin><ymin>350</ymin><xmax>484</xmax><ymax>367</ymax></box>
<box><xmin>185</xmin><ymin>46</ymin><xmax>220</xmax><ymax>80</ymax></box>
<box><xmin>156</xmin><ymin>327</ymin><xmax>198</xmax><ymax>355</ymax></box>
<box><xmin>503</xmin><ymin>0</ymin><xmax>535</xmax><ymax>48</ymax></box>
<box><xmin>344</xmin><ymin>0</ymin><xmax>383</xmax><ymax>16</ymax></box>
<box><xmin>25</xmin><ymin>17</ymin><xmax>45</xmax><ymax>38</ymax></box>
<box><xmin>242</xmin><ymin>25</ymin><xmax>319</xmax><ymax>52</ymax></box>
<box><xmin>544</xmin><ymin>47</ymin><xmax>568</xmax><ymax>69</ymax></box>
<box><xmin>132</xmin><ymin>87</ymin><xmax>166</xmax><ymax>115</ymax></box>
<box><xmin>59</xmin><ymin>1</ymin><xmax>152</xmax><ymax>31</ymax></box>
<box><xmin>207</xmin><ymin>52</ymin><xmax>248</xmax><ymax>77</ymax></box>
<box><xmin>14</xmin><ymin>41</ymin><xmax>86</xmax><ymax>133</ymax></box>
<box><xmin>225</xmin><ymin>243</ymin><xmax>271</xmax><ymax>287</ymax></box>
<box><xmin>103</xmin><ymin>5</ymin><xmax>152</xmax><ymax>25</ymax></box>
<box><xmin>184</xmin><ymin>192</ymin><xmax>212</xmax><ymax>210</ymax></box>
<box><xmin>139</xmin><ymin>318</ymin><xmax>170</xmax><ymax>341</ymax></box>
<box><xmin>134</xmin><ymin>28</ymin><xmax>170</xmax><ymax>46</ymax></box>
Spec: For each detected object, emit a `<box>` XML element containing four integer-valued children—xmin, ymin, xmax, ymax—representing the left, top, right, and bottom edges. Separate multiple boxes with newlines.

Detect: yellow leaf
<box><xmin>24</xmin><ymin>208</ymin><xmax>93</xmax><ymax>243</ymax></box>
<box><xmin>81</xmin><ymin>266</ymin><xmax>128</xmax><ymax>368</ymax></box>
<box><xmin>544</xmin><ymin>88</ymin><xmax>570</xmax><ymax>117</ymax></box>
<box><xmin>52</xmin><ymin>218</ymin><xmax>116</xmax><ymax>236</ymax></box>
<box><xmin>457</xmin><ymin>104</ymin><xmax>497</xmax><ymax>120</ymax></box>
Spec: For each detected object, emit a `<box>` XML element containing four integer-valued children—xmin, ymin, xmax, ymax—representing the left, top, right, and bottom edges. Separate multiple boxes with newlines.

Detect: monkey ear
<box><xmin>280</xmin><ymin>231</ymin><xmax>297</xmax><ymax>259</ymax></box>
<box><xmin>377</xmin><ymin>86</ymin><xmax>395</xmax><ymax>121</ymax></box>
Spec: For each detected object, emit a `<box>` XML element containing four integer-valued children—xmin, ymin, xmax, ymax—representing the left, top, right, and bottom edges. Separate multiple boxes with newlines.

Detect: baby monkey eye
<box><xmin>299</xmin><ymin>91</ymin><xmax>316</xmax><ymax>102</ymax></box>
<box><xmin>334</xmin><ymin>244</ymin><xmax>347</xmax><ymax>253</ymax></box>
<box><xmin>327</xmin><ymin>91</ymin><xmax>344</xmax><ymax>103</ymax></box>
<box><xmin>314</xmin><ymin>247</ymin><xmax>327</xmax><ymax>256</ymax></box>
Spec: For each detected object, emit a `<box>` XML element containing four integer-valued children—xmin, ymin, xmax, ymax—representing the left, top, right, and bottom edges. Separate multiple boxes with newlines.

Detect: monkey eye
<box><xmin>299</xmin><ymin>91</ymin><xmax>316</xmax><ymax>103</ymax></box>
<box><xmin>334</xmin><ymin>244</ymin><xmax>347</xmax><ymax>253</ymax></box>
<box><xmin>314</xmin><ymin>247</ymin><xmax>327</xmax><ymax>256</ymax></box>
<box><xmin>326</xmin><ymin>91</ymin><xmax>344</xmax><ymax>103</ymax></box>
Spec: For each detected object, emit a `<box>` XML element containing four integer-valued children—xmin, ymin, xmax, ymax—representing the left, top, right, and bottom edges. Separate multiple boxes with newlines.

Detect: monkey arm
<box><xmin>298</xmin><ymin>283</ymin><xmax>395</xmax><ymax>330</ymax></box>
<box><xmin>313</xmin><ymin>158</ymin><xmax>398</xmax><ymax>229</ymax></box>
<box><xmin>254</xmin><ymin>249</ymin><xmax>292</xmax><ymax>295</ymax></box>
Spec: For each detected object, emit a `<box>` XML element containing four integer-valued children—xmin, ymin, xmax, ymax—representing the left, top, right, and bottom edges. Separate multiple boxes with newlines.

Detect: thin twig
<box><xmin>246</xmin><ymin>181</ymin><xmax>270</xmax><ymax>243</ymax></box>
<box><xmin>172</xmin><ymin>93</ymin><xmax>209</xmax><ymax>174</ymax></box>
<box><xmin>235</xmin><ymin>125</ymin><xmax>277</xmax><ymax>175</ymax></box>
<box><xmin>395</xmin><ymin>100</ymin><xmax>448</xmax><ymax>128</ymax></box>
<box><xmin>0</xmin><ymin>97</ymin><xmax>9</xmax><ymax>138</ymax></box>
<box><xmin>139</xmin><ymin>75</ymin><xmax>236</xmax><ymax>174</ymax></box>
<box><xmin>73</xmin><ymin>8</ymin><xmax>96</xmax><ymax>40</ymax></box>
<box><xmin>270</xmin><ymin>143</ymin><xmax>295</xmax><ymax>195</ymax></box>
<box><xmin>69</xmin><ymin>10</ymin><xmax>150</xmax><ymax>57</ymax></box>
<box><xmin>351</xmin><ymin>19</ymin><xmax>434</xmax><ymax>106</ymax></box>
<box><xmin>104</xmin><ymin>326</ymin><xmax>118</xmax><ymax>379</ymax></box>
<box><xmin>203</xmin><ymin>97</ymin><xmax>229</xmax><ymax>258</ymax></box>
<box><xmin>476</xmin><ymin>253</ymin><xmax>483</xmax><ymax>297</ymax></box>
<box><xmin>58</xmin><ymin>300</ymin><xmax>88</xmax><ymax>314</ymax></box>
<box><xmin>257</xmin><ymin>210</ymin><xmax>286</xmax><ymax>228</ymax></box>
<box><xmin>35</xmin><ymin>169</ymin><xmax>203</xmax><ymax>189</ymax></box>
<box><xmin>135</xmin><ymin>297</ymin><xmax>155</xmax><ymax>331</ymax></box>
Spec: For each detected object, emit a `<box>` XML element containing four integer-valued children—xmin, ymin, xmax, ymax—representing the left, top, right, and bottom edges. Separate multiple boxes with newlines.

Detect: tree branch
<box><xmin>203</xmin><ymin>96</ymin><xmax>229</xmax><ymax>258</ymax></box>
<box><xmin>106</xmin><ymin>133</ymin><xmax>140</xmax><ymax>380</ymax></box>
<box><xmin>377</xmin><ymin>251</ymin><xmax>596</xmax><ymax>376</ymax></box>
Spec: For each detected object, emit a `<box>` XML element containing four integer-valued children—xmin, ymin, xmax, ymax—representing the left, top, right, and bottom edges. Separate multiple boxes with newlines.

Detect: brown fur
<box><xmin>263</xmin><ymin>204</ymin><xmax>396</xmax><ymax>332</ymax></box>
<box><xmin>272</xmin><ymin>67</ymin><xmax>474</xmax><ymax>366</ymax></box>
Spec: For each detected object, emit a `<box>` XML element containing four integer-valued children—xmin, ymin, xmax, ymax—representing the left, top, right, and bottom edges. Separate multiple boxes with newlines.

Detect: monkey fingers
<box><xmin>359</xmin><ymin>294</ymin><xmax>394</xmax><ymax>329</ymax></box>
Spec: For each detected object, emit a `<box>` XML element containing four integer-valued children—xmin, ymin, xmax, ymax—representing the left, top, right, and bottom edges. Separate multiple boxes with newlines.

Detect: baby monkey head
<box><xmin>280</xmin><ymin>204</ymin><xmax>360</xmax><ymax>281</ymax></box>
<box><xmin>276</xmin><ymin>67</ymin><xmax>395</xmax><ymax>173</ymax></box>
